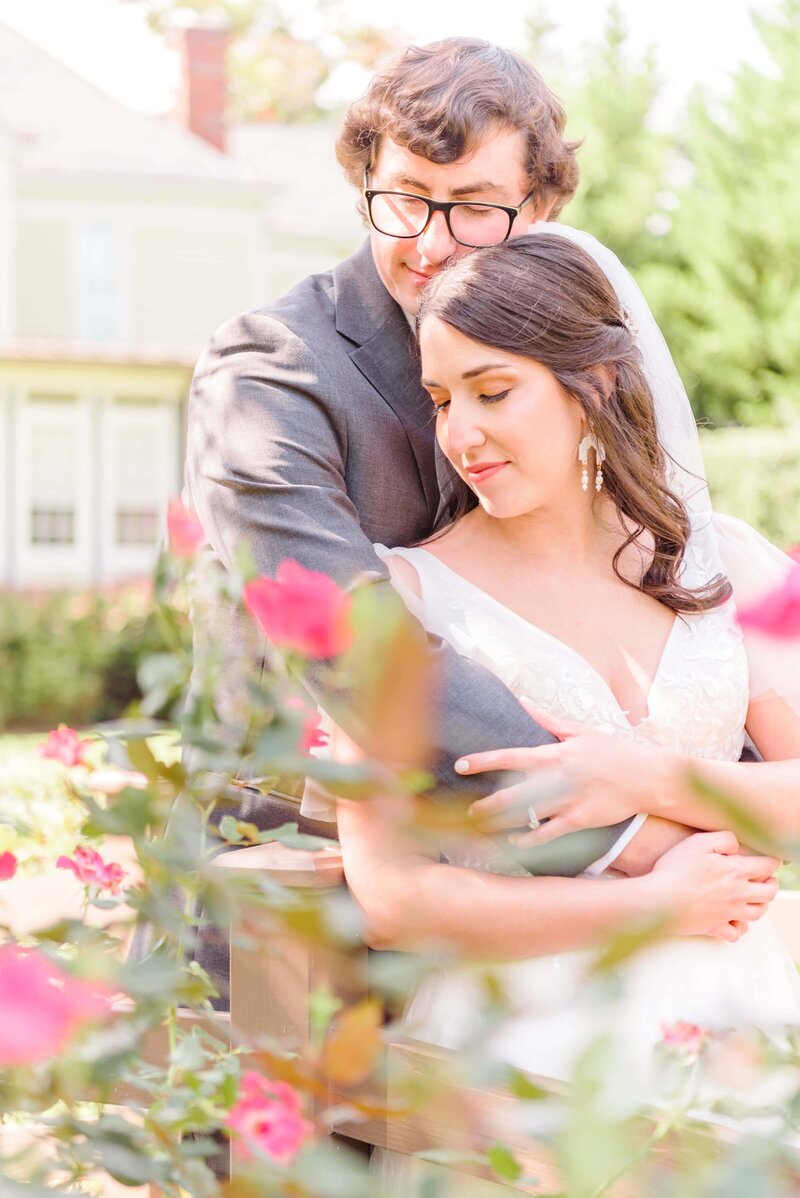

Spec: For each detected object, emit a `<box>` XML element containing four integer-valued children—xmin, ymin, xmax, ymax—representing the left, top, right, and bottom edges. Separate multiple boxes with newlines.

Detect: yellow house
<box><xmin>0</xmin><ymin>20</ymin><xmax>269</xmax><ymax>588</ymax></box>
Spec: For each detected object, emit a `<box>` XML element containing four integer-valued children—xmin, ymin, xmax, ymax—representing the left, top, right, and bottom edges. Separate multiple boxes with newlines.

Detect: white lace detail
<box><xmin>367</xmin><ymin>529</ymin><xmax>800</xmax><ymax>1128</ymax></box>
<box><xmin>376</xmin><ymin>520</ymin><xmax>749</xmax><ymax>769</ymax></box>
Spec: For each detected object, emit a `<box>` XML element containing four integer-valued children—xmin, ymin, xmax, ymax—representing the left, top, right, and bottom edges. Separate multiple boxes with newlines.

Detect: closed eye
<box><xmin>479</xmin><ymin>390</ymin><xmax>509</xmax><ymax>403</ymax></box>
<box><xmin>431</xmin><ymin>399</ymin><xmax>450</xmax><ymax>413</ymax></box>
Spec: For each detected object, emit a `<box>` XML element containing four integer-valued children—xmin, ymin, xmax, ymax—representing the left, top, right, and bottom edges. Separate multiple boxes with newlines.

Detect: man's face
<box><xmin>367</xmin><ymin>127</ymin><xmax>545</xmax><ymax>317</ymax></box>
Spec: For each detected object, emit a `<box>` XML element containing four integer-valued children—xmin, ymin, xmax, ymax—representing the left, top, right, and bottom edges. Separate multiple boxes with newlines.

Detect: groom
<box><xmin>186</xmin><ymin>37</ymin><xmax>681</xmax><ymax>879</ymax></box>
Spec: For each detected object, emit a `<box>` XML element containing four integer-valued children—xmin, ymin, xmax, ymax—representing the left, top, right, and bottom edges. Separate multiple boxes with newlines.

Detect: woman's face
<box><xmin>419</xmin><ymin>316</ymin><xmax>588</xmax><ymax>520</ymax></box>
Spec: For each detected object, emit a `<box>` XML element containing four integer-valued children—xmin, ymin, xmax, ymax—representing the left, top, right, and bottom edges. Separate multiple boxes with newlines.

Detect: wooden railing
<box><xmin>123</xmin><ymin>842</ymin><xmax>800</xmax><ymax>1196</ymax></box>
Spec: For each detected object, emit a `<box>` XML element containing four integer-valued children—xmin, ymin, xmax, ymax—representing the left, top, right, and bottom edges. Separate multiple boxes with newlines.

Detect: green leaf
<box><xmin>94</xmin><ymin>1138</ymin><xmax>159</xmax><ymax>1186</ymax></box>
<box><xmin>125</xmin><ymin>735</ymin><xmax>160</xmax><ymax>782</ymax></box>
<box><xmin>0</xmin><ymin>1183</ymin><xmax>73</xmax><ymax>1198</ymax></box>
<box><xmin>488</xmin><ymin>1142</ymin><xmax>522</xmax><ymax>1182</ymax></box>
<box><xmin>588</xmin><ymin>913</ymin><xmax>671</xmax><ymax>975</ymax></box>
<box><xmin>309</xmin><ymin>985</ymin><xmax>344</xmax><ymax>1037</ymax></box>
<box><xmin>398</xmin><ymin>768</ymin><xmax>437</xmax><ymax>794</ymax></box>
<box><xmin>233</xmin><ymin>538</ymin><xmax>259</xmax><ymax>585</ymax></box>
<box><xmin>294</xmin><ymin>1136</ymin><xmax>379</xmax><ymax>1198</ymax></box>
<box><xmin>506</xmin><ymin>1067</ymin><xmax>553</xmax><ymax>1101</ymax></box>
<box><xmin>219</xmin><ymin>814</ymin><xmax>246</xmax><ymax>843</ymax></box>
<box><xmin>172</xmin><ymin>1029</ymin><xmax>208</xmax><ymax>1073</ymax></box>
<box><xmin>256</xmin><ymin>821</ymin><xmax>334</xmax><ymax>849</ymax></box>
<box><xmin>688</xmin><ymin>770</ymin><xmax>789</xmax><ymax>855</ymax></box>
<box><xmin>117</xmin><ymin>949</ymin><xmax>183</xmax><ymax>999</ymax></box>
<box><xmin>81</xmin><ymin>787</ymin><xmax>159</xmax><ymax>838</ymax></box>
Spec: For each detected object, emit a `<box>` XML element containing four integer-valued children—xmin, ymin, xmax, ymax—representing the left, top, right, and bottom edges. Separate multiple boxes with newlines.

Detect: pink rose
<box><xmin>167</xmin><ymin>498</ymin><xmax>205</xmax><ymax>558</ymax></box>
<box><xmin>661</xmin><ymin>1019</ymin><xmax>710</xmax><ymax>1060</ymax></box>
<box><xmin>0</xmin><ymin>852</ymin><xmax>17</xmax><ymax>880</ymax></box>
<box><xmin>288</xmin><ymin>698</ymin><xmax>329</xmax><ymax>754</ymax></box>
<box><xmin>737</xmin><ymin>562</ymin><xmax>800</xmax><ymax>638</ymax></box>
<box><xmin>225</xmin><ymin>1070</ymin><xmax>313</xmax><ymax>1165</ymax></box>
<box><xmin>243</xmin><ymin>561</ymin><xmax>353</xmax><ymax>659</ymax></box>
<box><xmin>57</xmin><ymin>846</ymin><xmax>127</xmax><ymax>895</ymax></box>
<box><xmin>0</xmin><ymin>945</ymin><xmax>113</xmax><ymax>1066</ymax></box>
<box><xmin>38</xmin><ymin>725</ymin><xmax>93</xmax><ymax>767</ymax></box>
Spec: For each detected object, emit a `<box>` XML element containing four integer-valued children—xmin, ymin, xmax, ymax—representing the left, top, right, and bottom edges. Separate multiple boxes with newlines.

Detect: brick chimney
<box><xmin>174</xmin><ymin>24</ymin><xmax>229</xmax><ymax>153</ymax></box>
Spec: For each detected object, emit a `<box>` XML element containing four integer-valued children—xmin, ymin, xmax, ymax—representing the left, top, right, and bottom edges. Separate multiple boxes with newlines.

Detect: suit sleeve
<box><xmin>186</xmin><ymin>310</ymin><xmax>633</xmax><ymax>877</ymax></box>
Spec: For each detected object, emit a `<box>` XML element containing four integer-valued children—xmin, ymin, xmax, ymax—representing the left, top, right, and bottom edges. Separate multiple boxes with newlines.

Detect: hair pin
<box><xmin>620</xmin><ymin>306</ymin><xmax>639</xmax><ymax>342</ymax></box>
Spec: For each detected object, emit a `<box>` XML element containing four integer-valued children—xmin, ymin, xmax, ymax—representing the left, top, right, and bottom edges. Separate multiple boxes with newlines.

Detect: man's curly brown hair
<box><xmin>336</xmin><ymin>37</ymin><xmax>580</xmax><ymax>222</ymax></box>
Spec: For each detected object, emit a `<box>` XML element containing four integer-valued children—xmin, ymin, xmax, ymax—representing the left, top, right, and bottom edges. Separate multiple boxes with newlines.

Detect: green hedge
<box><xmin>0</xmin><ymin>582</ymin><xmax>167</xmax><ymax>731</ymax></box>
<box><xmin>700</xmin><ymin>426</ymin><xmax>800</xmax><ymax>551</ymax></box>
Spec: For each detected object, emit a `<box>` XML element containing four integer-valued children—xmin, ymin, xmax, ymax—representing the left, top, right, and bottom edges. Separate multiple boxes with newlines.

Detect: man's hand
<box><xmin>647</xmin><ymin>832</ymin><xmax>779</xmax><ymax>941</ymax></box>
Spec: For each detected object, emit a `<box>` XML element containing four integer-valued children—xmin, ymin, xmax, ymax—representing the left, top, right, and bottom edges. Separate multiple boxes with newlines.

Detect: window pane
<box><xmin>31</xmin><ymin>509</ymin><xmax>75</xmax><ymax>545</ymax></box>
<box><xmin>81</xmin><ymin>222</ymin><xmax>119</xmax><ymax>341</ymax></box>
<box><xmin>26</xmin><ymin>398</ymin><xmax>79</xmax><ymax>547</ymax></box>
<box><xmin>115</xmin><ymin>509</ymin><xmax>159</xmax><ymax>545</ymax></box>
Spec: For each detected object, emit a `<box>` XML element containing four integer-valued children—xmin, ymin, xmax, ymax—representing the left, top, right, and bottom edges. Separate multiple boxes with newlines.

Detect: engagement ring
<box><xmin>527</xmin><ymin>803</ymin><xmax>540</xmax><ymax>830</ymax></box>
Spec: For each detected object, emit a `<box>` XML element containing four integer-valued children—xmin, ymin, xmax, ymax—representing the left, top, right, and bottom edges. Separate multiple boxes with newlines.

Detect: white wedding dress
<box><xmin>370</xmin><ymin>515</ymin><xmax>800</xmax><ymax>1085</ymax></box>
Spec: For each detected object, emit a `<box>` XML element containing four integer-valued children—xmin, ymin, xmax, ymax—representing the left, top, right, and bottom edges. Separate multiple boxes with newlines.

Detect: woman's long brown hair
<box><xmin>417</xmin><ymin>233</ymin><xmax>730</xmax><ymax>615</ymax></box>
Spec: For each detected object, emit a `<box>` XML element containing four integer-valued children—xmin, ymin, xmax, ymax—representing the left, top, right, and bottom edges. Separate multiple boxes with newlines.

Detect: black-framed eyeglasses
<box><xmin>362</xmin><ymin>175</ymin><xmax>536</xmax><ymax>249</ymax></box>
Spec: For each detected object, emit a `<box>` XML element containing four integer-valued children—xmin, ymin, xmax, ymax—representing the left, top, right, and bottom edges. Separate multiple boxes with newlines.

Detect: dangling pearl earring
<box><xmin>578</xmin><ymin>429</ymin><xmax>607</xmax><ymax>493</ymax></box>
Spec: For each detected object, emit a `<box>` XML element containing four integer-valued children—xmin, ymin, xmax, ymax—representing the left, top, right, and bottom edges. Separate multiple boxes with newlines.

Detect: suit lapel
<box><xmin>333</xmin><ymin>241</ymin><xmax>439</xmax><ymax>522</ymax></box>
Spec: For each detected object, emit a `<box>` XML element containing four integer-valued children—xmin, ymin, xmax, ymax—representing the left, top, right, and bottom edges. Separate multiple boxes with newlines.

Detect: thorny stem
<box><xmin>588</xmin><ymin>1055</ymin><xmax>703</xmax><ymax>1198</ymax></box>
<box><xmin>166</xmin><ymin>790</ymin><xmax>218</xmax><ymax>1085</ymax></box>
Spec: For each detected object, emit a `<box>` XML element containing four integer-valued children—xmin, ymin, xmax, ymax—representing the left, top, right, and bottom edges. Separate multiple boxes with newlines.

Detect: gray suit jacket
<box><xmin>185</xmin><ymin>238</ymin><xmax>632</xmax><ymax>875</ymax></box>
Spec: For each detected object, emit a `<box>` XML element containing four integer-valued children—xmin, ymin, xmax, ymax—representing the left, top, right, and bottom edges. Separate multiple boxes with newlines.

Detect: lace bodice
<box><xmin>376</xmin><ymin>518</ymin><xmax>749</xmax><ymax>766</ymax></box>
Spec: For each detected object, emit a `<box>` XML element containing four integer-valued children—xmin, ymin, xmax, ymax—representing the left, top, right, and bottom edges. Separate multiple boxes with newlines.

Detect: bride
<box><xmin>307</xmin><ymin>228</ymin><xmax>800</xmax><ymax>1181</ymax></box>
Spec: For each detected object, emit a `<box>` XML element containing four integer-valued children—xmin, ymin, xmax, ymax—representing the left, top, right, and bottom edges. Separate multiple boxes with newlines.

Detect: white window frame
<box><xmin>15</xmin><ymin>394</ymin><xmax>94</xmax><ymax>587</ymax></box>
<box><xmin>99</xmin><ymin>398</ymin><xmax>180</xmax><ymax>582</ymax></box>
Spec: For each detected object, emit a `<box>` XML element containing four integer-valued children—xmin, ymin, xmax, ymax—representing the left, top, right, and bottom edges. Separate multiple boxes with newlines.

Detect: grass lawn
<box><xmin>0</xmin><ymin>728</ymin><xmax>178</xmax><ymax>873</ymax></box>
<box><xmin>0</xmin><ymin>731</ymin><xmax>45</xmax><ymax>758</ymax></box>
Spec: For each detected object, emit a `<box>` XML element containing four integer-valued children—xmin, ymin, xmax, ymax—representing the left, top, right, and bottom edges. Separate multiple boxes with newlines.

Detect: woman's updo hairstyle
<box><xmin>418</xmin><ymin>234</ymin><xmax>730</xmax><ymax>615</ymax></box>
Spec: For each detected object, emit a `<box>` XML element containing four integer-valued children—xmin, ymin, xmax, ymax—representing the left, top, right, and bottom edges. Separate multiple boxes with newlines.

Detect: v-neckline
<box><xmin>408</xmin><ymin>546</ymin><xmax>684</xmax><ymax>730</ymax></box>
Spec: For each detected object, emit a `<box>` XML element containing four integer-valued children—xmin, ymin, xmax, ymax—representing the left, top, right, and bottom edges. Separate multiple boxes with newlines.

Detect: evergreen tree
<box><xmin>543</xmin><ymin>3</ymin><xmax>673</xmax><ymax>272</ymax></box>
<box><xmin>640</xmin><ymin>0</ymin><xmax>800</xmax><ymax>425</ymax></box>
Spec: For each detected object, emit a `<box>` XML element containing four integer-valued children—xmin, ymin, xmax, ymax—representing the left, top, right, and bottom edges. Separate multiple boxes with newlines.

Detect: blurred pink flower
<box><xmin>38</xmin><ymin>725</ymin><xmax>93</xmax><ymax>767</ymax></box>
<box><xmin>661</xmin><ymin>1019</ymin><xmax>710</xmax><ymax>1061</ymax></box>
<box><xmin>0</xmin><ymin>852</ymin><xmax>17</xmax><ymax>880</ymax></box>
<box><xmin>226</xmin><ymin>1070</ymin><xmax>313</xmax><ymax>1165</ymax></box>
<box><xmin>288</xmin><ymin>698</ymin><xmax>329</xmax><ymax>754</ymax></box>
<box><xmin>0</xmin><ymin>945</ymin><xmax>114</xmax><ymax>1066</ymax></box>
<box><xmin>57</xmin><ymin>846</ymin><xmax>127</xmax><ymax>895</ymax></box>
<box><xmin>167</xmin><ymin>498</ymin><xmax>204</xmax><ymax>557</ymax></box>
<box><xmin>244</xmin><ymin>561</ymin><xmax>353</xmax><ymax>659</ymax></box>
<box><xmin>737</xmin><ymin>562</ymin><xmax>800</xmax><ymax>638</ymax></box>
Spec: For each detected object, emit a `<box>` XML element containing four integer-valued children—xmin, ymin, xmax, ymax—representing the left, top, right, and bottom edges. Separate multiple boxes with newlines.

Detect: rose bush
<box><xmin>2</xmin><ymin>501</ymin><xmax>800</xmax><ymax>1197</ymax></box>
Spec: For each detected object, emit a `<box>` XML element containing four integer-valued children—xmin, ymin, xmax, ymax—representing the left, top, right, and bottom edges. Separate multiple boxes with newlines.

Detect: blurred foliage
<box><xmin>638</xmin><ymin>0</ymin><xmax>800</xmax><ymax>427</ymax></box>
<box><xmin>131</xmin><ymin>0</ymin><xmax>404</xmax><ymax>121</ymax></box>
<box><xmin>0</xmin><ymin>582</ymin><xmax>178</xmax><ymax>731</ymax></box>
<box><xmin>0</xmin><ymin>753</ymin><xmax>90</xmax><ymax>869</ymax></box>
<box><xmin>2</xmin><ymin>533</ymin><xmax>800</xmax><ymax>1197</ymax></box>
<box><xmin>701</xmin><ymin>425</ymin><xmax>800</xmax><ymax>549</ymax></box>
<box><xmin>530</xmin><ymin>0</ymin><xmax>800</xmax><ymax>428</ymax></box>
<box><xmin>531</xmin><ymin>3</ymin><xmax>673</xmax><ymax>273</ymax></box>
<box><xmin>135</xmin><ymin>0</ymin><xmax>800</xmax><ymax>424</ymax></box>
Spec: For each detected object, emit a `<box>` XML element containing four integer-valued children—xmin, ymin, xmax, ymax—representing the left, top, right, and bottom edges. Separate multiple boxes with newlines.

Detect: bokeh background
<box><xmin>0</xmin><ymin>0</ymin><xmax>798</xmax><ymax>734</ymax></box>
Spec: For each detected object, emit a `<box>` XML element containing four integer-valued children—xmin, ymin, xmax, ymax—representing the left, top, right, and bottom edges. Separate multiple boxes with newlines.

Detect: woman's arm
<box><xmin>336</xmin><ymin>793</ymin><xmax>778</xmax><ymax>959</ymax></box>
<box><xmin>461</xmin><ymin>695</ymin><xmax>800</xmax><ymax>854</ymax></box>
<box><xmin>649</xmin><ymin>693</ymin><xmax>800</xmax><ymax>848</ymax></box>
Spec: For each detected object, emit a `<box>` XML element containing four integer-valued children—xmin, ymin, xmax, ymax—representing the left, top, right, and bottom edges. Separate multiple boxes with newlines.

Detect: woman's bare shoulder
<box><xmin>384</xmin><ymin>552</ymin><xmax>423</xmax><ymax>598</ymax></box>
